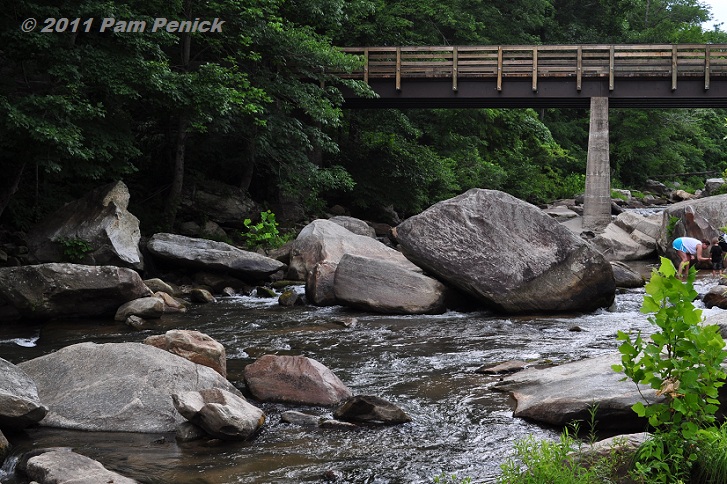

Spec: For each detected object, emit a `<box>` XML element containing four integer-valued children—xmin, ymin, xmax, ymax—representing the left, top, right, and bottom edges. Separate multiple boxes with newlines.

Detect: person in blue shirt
<box><xmin>672</xmin><ymin>236</ymin><xmax>711</xmax><ymax>279</ymax></box>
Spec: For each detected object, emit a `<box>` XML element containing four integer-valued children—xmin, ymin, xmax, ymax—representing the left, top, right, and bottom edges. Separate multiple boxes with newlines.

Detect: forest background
<box><xmin>2</xmin><ymin>0</ymin><xmax>727</xmax><ymax>235</ymax></box>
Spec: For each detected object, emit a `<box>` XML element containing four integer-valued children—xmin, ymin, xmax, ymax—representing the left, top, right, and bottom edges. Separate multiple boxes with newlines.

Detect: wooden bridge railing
<box><xmin>338</xmin><ymin>44</ymin><xmax>727</xmax><ymax>92</ymax></box>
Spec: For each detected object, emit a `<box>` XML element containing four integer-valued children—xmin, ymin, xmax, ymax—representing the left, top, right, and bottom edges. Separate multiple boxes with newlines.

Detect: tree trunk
<box><xmin>164</xmin><ymin>115</ymin><xmax>189</xmax><ymax>229</ymax></box>
<box><xmin>0</xmin><ymin>161</ymin><xmax>26</xmax><ymax>220</ymax></box>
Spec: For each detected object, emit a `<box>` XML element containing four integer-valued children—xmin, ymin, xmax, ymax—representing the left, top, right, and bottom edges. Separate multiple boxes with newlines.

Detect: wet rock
<box><xmin>0</xmin><ymin>263</ymin><xmax>151</xmax><ymax>321</ymax></box>
<box><xmin>255</xmin><ymin>286</ymin><xmax>277</xmax><ymax>298</ymax></box>
<box><xmin>176</xmin><ymin>421</ymin><xmax>208</xmax><ymax>442</ymax></box>
<box><xmin>114</xmin><ymin>296</ymin><xmax>166</xmax><ymax>321</ymax></box>
<box><xmin>26</xmin><ymin>181</ymin><xmax>144</xmax><ymax>270</ymax></box>
<box><xmin>147</xmin><ymin>233</ymin><xmax>285</xmax><ymax>281</ymax></box>
<box><xmin>610</xmin><ymin>261</ymin><xmax>645</xmax><ymax>288</ymax></box>
<box><xmin>18</xmin><ymin>342</ymin><xmax>241</xmax><ymax>433</ymax></box>
<box><xmin>494</xmin><ymin>353</ymin><xmax>659</xmax><ymax>431</ymax></box>
<box><xmin>0</xmin><ymin>357</ymin><xmax>47</xmax><ymax>430</ymax></box>
<box><xmin>154</xmin><ymin>291</ymin><xmax>187</xmax><ymax>313</ymax></box>
<box><xmin>395</xmin><ymin>189</ymin><xmax>615</xmax><ymax>314</ymax></box>
<box><xmin>0</xmin><ymin>430</ymin><xmax>9</xmax><ymax>463</ymax></box>
<box><xmin>281</xmin><ymin>411</ymin><xmax>321</xmax><ymax>426</ymax></box>
<box><xmin>333</xmin><ymin>395</ymin><xmax>411</xmax><ymax>425</ymax></box>
<box><xmin>278</xmin><ymin>289</ymin><xmax>304</xmax><ymax>307</ymax></box>
<box><xmin>244</xmin><ymin>354</ymin><xmax>352</xmax><ymax>406</ymax></box>
<box><xmin>320</xmin><ymin>419</ymin><xmax>358</xmax><ymax>430</ymax></box>
<box><xmin>591</xmin><ymin>219</ymin><xmax>657</xmax><ymax>262</ymax></box>
<box><xmin>333</xmin><ymin>254</ymin><xmax>448</xmax><ymax>314</ymax></box>
<box><xmin>703</xmin><ymin>285</ymin><xmax>727</xmax><ymax>309</ymax></box>
<box><xmin>125</xmin><ymin>315</ymin><xmax>147</xmax><ymax>330</ymax></box>
<box><xmin>143</xmin><ymin>278</ymin><xmax>175</xmax><ymax>295</ymax></box>
<box><xmin>193</xmin><ymin>272</ymin><xmax>248</xmax><ymax>294</ymax></box>
<box><xmin>24</xmin><ymin>448</ymin><xmax>138</xmax><ymax>484</ymax></box>
<box><xmin>573</xmin><ymin>433</ymin><xmax>649</xmax><ymax>479</ymax></box>
<box><xmin>172</xmin><ymin>388</ymin><xmax>265</xmax><ymax>441</ymax></box>
<box><xmin>190</xmin><ymin>288</ymin><xmax>216</xmax><ymax>303</ymax></box>
<box><xmin>144</xmin><ymin>329</ymin><xmax>227</xmax><ymax>378</ymax></box>
<box><xmin>475</xmin><ymin>360</ymin><xmax>529</xmax><ymax>375</ymax></box>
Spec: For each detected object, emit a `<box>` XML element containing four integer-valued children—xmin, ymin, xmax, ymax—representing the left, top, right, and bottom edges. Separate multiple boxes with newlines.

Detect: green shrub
<box><xmin>56</xmin><ymin>237</ymin><xmax>93</xmax><ymax>262</ymax></box>
<box><xmin>613</xmin><ymin>257</ymin><xmax>727</xmax><ymax>482</ymax></box>
<box><xmin>692</xmin><ymin>423</ymin><xmax>727</xmax><ymax>484</ymax></box>
<box><xmin>240</xmin><ymin>210</ymin><xmax>292</xmax><ymax>249</ymax></box>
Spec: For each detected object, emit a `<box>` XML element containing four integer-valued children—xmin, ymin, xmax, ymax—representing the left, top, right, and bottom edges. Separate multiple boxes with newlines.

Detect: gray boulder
<box><xmin>333</xmin><ymin>395</ymin><xmax>412</xmax><ymax>425</ymax></box>
<box><xmin>244</xmin><ymin>354</ymin><xmax>352</xmax><ymax>406</ymax></box>
<box><xmin>144</xmin><ymin>329</ymin><xmax>227</xmax><ymax>378</ymax></box>
<box><xmin>18</xmin><ymin>342</ymin><xmax>241</xmax><ymax>433</ymax></box>
<box><xmin>114</xmin><ymin>296</ymin><xmax>165</xmax><ymax>321</ymax></box>
<box><xmin>394</xmin><ymin>189</ymin><xmax>615</xmax><ymax>314</ymax></box>
<box><xmin>27</xmin><ymin>181</ymin><xmax>144</xmax><ymax>270</ymax></box>
<box><xmin>288</xmin><ymin>219</ymin><xmax>420</xmax><ymax>305</ymax></box>
<box><xmin>328</xmin><ymin>216</ymin><xmax>376</xmax><ymax>238</ymax></box>
<box><xmin>147</xmin><ymin>233</ymin><xmax>285</xmax><ymax>281</ymax></box>
<box><xmin>0</xmin><ymin>263</ymin><xmax>151</xmax><ymax>321</ymax></box>
<box><xmin>591</xmin><ymin>214</ymin><xmax>658</xmax><ymax>262</ymax></box>
<box><xmin>493</xmin><ymin>353</ymin><xmax>659</xmax><ymax>431</ymax></box>
<box><xmin>172</xmin><ymin>388</ymin><xmax>265</xmax><ymax>440</ymax></box>
<box><xmin>334</xmin><ymin>254</ymin><xmax>448</xmax><ymax>314</ymax></box>
<box><xmin>0</xmin><ymin>357</ymin><xmax>47</xmax><ymax>429</ymax></box>
<box><xmin>610</xmin><ymin>261</ymin><xmax>645</xmax><ymax>288</ymax></box>
<box><xmin>180</xmin><ymin>181</ymin><xmax>260</xmax><ymax>228</ymax></box>
<box><xmin>24</xmin><ymin>448</ymin><xmax>137</xmax><ymax>484</ymax></box>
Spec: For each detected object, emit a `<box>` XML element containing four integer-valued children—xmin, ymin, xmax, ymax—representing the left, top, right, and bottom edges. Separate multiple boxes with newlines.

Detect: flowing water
<box><xmin>0</xmin><ymin>261</ymin><xmax>722</xmax><ymax>483</ymax></box>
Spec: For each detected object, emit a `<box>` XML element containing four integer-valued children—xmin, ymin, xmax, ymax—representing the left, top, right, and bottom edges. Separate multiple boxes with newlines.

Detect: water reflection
<box><xmin>1</xmin><ymin>267</ymin><xmax>723</xmax><ymax>483</ymax></box>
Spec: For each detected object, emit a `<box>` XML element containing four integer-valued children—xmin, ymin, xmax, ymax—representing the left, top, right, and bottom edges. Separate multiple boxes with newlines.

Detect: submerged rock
<box><xmin>333</xmin><ymin>395</ymin><xmax>411</xmax><ymax>425</ymax></box>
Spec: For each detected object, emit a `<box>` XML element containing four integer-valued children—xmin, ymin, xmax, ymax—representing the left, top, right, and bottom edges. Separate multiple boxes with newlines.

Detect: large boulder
<box><xmin>590</xmin><ymin>212</ymin><xmax>659</xmax><ymax>261</ymax></box>
<box><xmin>147</xmin><ymin>233</ymin><xmax>285</xmax><ymax>281</ymax></box>
<box><xmin>172</xmin><ymin>388</ymin><xmax>265</xmax><ymax>440</ymax></box>
<box><xmin>243</xmin><ymin>354</ymin><xmax>352</xmax><ymax>406</ymax></box>
<box><xmin>18</xmin><ymin>342</ymin><xmax>241</xmax><ymax>433</ymax></box>
<box><xmin>333</xmin><ymin>254</ymin><xmax>448</xmax><ymax>314</ymax></box>
<box><xmin>27</xmin><ymin>181</ymin><xmax>144</xmax><ymax>270</ymax></box>
<box><xmin>0</xmin><ymin>357</ymin><xmax>47</xmax><ymax>429</ymax></box>
<box><xmin>23</xmin><ymin>448</ymin><xmax>138</xmax><ymax>484</ymax></box>
<box><xmin>0</xmin><ymin>263</ymin><xmax>151</xmax><ymax>321</ymax></box>
<box><xmin>328</xmin><ymin>216</ymin><xmax>376</xmax><ymax>238</ymax></box>
<box><xmin>394</xmin><ymin>189</ymin><xmax>616</xmax><ymax>314</ymax></box>
<box><xmin>493</xmin><ymin>353</ymin><xmax>659</xmax><ymax>431</ymax></box>
<box><xmin>180</xmin><ymin>181</ymin><xmax>260</xmax><ymax>229</ymax></box>
<box><xmin>288</xmin><ymin>219</ymin><xmax>421</xmax><ymax>305</ymax></box>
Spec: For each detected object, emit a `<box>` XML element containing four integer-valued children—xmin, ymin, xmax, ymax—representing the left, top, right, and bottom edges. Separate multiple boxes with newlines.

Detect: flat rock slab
<box><xmin>24</xmin><ymin>448</ymin><xmax>138</xmax><ymax>484</ymax></box>
<box><xmin>147</xmin><ymin>233</ymin><xmax>285</xmax><ymax>280</ymax></box>
<box><xmin>493</xmin><ymin>353</ymin><xmax>659</xmax><ymax>431</ymax></box>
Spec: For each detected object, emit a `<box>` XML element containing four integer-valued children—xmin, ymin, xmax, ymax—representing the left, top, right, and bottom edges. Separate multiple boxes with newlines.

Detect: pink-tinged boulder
<box><xmin>394</xmin><ymin>189</ymin><xmax>615</xmax><ymax>313</ymax></box>
<box><xmin>243</xmin><ymin>354</ymin><xmax>352</xmax><ymax>406</ymax></box>
<box><xmin>144</xmin><ymin>330</ymin><xmax>227</xmax><ymax>378</ymax></box>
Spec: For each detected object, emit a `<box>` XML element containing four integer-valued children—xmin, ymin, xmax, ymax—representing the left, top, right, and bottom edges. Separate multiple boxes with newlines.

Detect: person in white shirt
<box><xmin>672</xmin><ymin>236</ymin><xmax>711</xmax><ymax>279</ymax></box>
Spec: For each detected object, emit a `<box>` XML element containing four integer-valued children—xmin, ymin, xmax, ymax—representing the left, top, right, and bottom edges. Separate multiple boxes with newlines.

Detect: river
<box><xmin>0</xmin><ymin>260</ymin><xmax>721</xmax><ymax>483</ymax></box>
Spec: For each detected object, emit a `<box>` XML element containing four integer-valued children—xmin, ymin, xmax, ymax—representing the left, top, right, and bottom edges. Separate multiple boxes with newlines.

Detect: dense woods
<box><xmin>2</xmin><ymin>0</ymin><xmax>727</xmax><ymax>233</ymax></box>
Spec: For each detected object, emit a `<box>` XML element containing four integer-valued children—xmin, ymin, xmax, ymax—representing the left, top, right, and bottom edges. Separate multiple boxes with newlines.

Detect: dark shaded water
<box><xmin>1</xmin><ymin>261</ymin><xmax>719</xmax><ymax>483</ymax></box>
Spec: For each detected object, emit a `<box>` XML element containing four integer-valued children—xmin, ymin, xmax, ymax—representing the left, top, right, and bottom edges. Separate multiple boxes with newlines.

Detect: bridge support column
<box><xmin>583</xmin><ymin>97</ymin><xmax>611</xmax><ymax>233</ymax></box>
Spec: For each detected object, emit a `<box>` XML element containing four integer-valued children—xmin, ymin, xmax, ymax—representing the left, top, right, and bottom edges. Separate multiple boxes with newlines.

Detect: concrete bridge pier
<box><xmin>583</xmin><ymin>97</ymin><xmax>611</xmax><ymax>232</ymax></box>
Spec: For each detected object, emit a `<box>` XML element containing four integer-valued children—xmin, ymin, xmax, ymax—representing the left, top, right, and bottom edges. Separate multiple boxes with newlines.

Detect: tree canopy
<box><xmin>1</xmin><ymin>0</ymin><xmax>727</xmax><ymax>230</ymax></box>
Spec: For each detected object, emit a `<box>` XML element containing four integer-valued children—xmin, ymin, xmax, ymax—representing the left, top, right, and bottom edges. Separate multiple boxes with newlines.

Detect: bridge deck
<box><xmin>337</xmin><ymin>44</ymin><xmax>727</xmax><ymax>108</ymax></box>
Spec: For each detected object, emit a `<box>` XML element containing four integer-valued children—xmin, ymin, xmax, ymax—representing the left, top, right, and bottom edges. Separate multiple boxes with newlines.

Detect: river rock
<box><xmin>18</xmin><ymin>342</ymin><xmax>241</xmax><ymax>433</ymax></box>
<box><xmin>0</xmin><ymin>263</ymin><xmax>151</xmax><ymax>321</ymax></box>
<box><xmin>281</xmin><ymin>410</ymin><xmax>321</xmax><ymax>426</ymax></box>
<box><xmin>244</xmin><ymin>354</ymin><xmax>352</xmax><ymax>406</ymax></box>
<box><xmin>288</xmin><ymin>219</ymin><xmax>421</xmax><ymax>305</ymax></box>
<box><xmin>147</xmin><ymin>233</ymin><xmax>285</xmax><ymax>281</ymax></box>
<box><xmin>24</xmin><ymin>448</ymin><xmax>138</xmax><ymax>484</ymax></box>
<box><xmin>172</xmin><ymin>388</ymin><xmax>265</xmax><ymax>440</ymax></box>
<box><xmin>610</xmin><ymin>261</ymin><xmax>645</xmax><ymax>288</ymax></box>
<box><xmin>143</xmin><ymin>278</ymin><xmax>175</xmax><ymax>295</ymax></box>
<box><xmin>591</xmin><ymin>219</ymin><xmax>657</xmax><ymax>261</ymax></box>
<box><xmin>704</xmin><ymin>286</ymin><xmax>727</xmax><ymax>309</ymax></box>
<box><xmin>0</xmin><ymin>357</ymin><xmax>47</xmax><ymax>429</ymax></box>
<box><xmin>0</xmin><ymin>430</ymin><xmax>9</xmax><ymax>462</ymax></box>
<box><xmin>333</xmin><ymin>254</ymin><xmax>447</xmax><ymax>314</ymax></box>
<box><xmin>190</xmin><ymin>288</ymin><xmax>216</xmax><ymax>303</ymax></box>
<box><xmin>333</xmin><ymin>395</ymin><xmax>412</xmax><ymax>425</ymax></box>
<box><xmin>26</xmin><ymin>181</ymin><xmax>144</xmax><ymax>270</ymax></box>
<box><xmin>144</xmin><ymin>329</ymin><xmax>227</xmax><ymax>378</ymax></box>
<box><xmin>394</xmin><ymin>189</ymin><xmax>616</xmax><ymax>314</ymax></box>
<box><xmin>328</xmin><ymin>216</ymin><xmax>376</xmax><ymax>238</ymax></box>
<box><xmin>114</xmin><ymin>296</ymin><xmax>166</xmax><ymax>321</ymax></box>
<box><xmin>493</xmin><ymin>353</ymin><xmax>659</xmax><ymax>431</ymax></box>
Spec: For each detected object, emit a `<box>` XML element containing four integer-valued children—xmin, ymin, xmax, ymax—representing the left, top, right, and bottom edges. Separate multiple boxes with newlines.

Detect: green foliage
<box><xmin>241</xmin><ymin>210</ymin><xmax>291</xmax><ymax>249</ymax></box>
<box><xmin>612</xmin><ymin>257</ymin><xmax>727</xmax><ymax>482</ymax></box>
<box><xmin>56</xmin><ymin>237</ymin><xmax>94</xmax><ymax>262</ymax></box>
<box><xmin>692</xmin><ymin>423</ymin><xmax>727</xmax><ymax>484</ymax></box>
<box><xmin>432</xmin><ymin>472</ymin><xmax>471</xmax><ymax>483</ymax></box>
<box><xmin>667</xmin><ymin>216</ymin><xmax>681</xmax><ymax>238</ymax></box>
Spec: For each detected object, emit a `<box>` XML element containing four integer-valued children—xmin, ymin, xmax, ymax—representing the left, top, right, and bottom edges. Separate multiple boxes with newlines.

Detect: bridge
<box><xmin>337</xmin><ymin>44</ymin><xmax>727</xmax><ymax>108</ymax></box>
<box><xmin>336</xmin><ymin>44</ymin><xmax>727</xmax><ymax>232</ymax></box>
